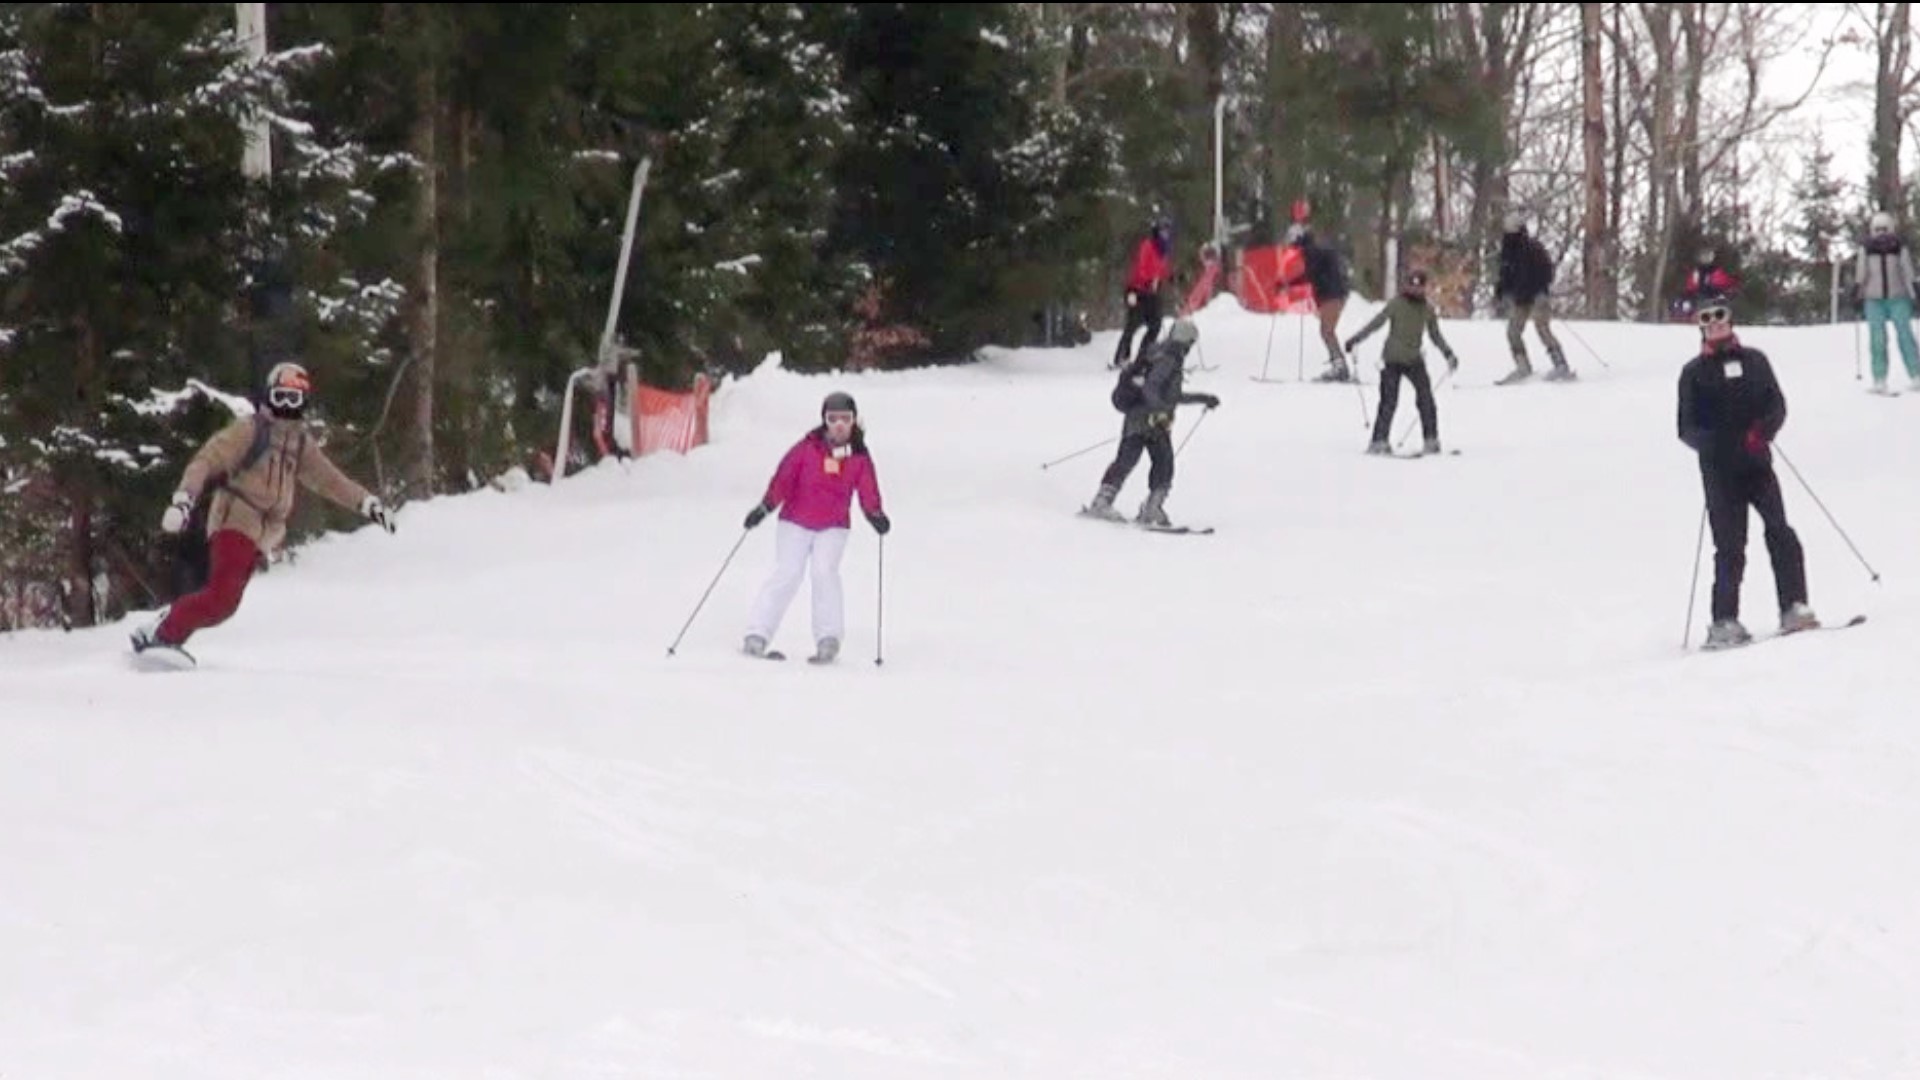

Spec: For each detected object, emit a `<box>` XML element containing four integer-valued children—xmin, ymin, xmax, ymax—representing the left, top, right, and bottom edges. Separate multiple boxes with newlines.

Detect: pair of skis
<box><xmin>1697</xmin><ymin>613</ymin><xmax>1868</xmax><ymax>652</ymax></box>
<box><xmin>1075</xmin><ymin>508</ymin><xmax>1213</xmax><ymax>535</ymax></box>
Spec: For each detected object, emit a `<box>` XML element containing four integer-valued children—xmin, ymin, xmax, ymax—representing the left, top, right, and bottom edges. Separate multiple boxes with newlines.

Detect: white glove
<box><xmin>160</xmin><ymin>491</ymin><xmax>193</xmax><ymax>534</ymax></box>
<box><xmin>360</xmin><ymin>494</ymin><xmax>395</xmax><ymax>533</ymax></box>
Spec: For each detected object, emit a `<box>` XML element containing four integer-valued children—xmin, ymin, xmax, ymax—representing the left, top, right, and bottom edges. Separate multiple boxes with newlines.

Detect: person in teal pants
<box><xmin>1854</xmin><ymin>209</ymin><xmax>1920</xmax><ymax>394</ymax></box>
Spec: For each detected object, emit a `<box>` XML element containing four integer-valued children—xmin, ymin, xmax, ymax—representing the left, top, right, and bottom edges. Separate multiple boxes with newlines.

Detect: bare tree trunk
<box><xmin>65</xmin><ymin>315</ymin><xmax>100</xmax><ymax>627</ymax></box>
<box><xmin>1609</xmin><ymin>0</ymin><xmax>1626</xmax><ymax>298</ymax></box>
<box><xmin>1456</xmin><ymin>3</ymin><xmax>1539</xmax><ymax>304</ymax></box>
<box><xmin>1874</xmin><ymin>2</ymin><xmax>1911</xmax><ymax>212</ymax></box>
<box><xmin>1432</xmin><ymin>131</ymin><xmax>1450</xmax><ymax>236</ymax></box>
<box><xmin>1263</xmin><ymin>1</ymin><xmax>1306</xmax><ymax>218</ymax></box>
<box><xmin>1678</xmin><ymin>3</ymin><xmax>1704</xmax><ymax>230</ymax></box>
<box><xmin>406</xmin><ymin>21</ymin><xmax>439</xmax><ymax>499</ymax></box>
<box><xmin>1580</xmin><ymin>2</ymin><xmax>1609</xmax><ymax>316</ymax></box>
<box><xmin>1637</xmin><ymin>3</ymin><xmax>1677</xmax><ymax>319</ymax></box>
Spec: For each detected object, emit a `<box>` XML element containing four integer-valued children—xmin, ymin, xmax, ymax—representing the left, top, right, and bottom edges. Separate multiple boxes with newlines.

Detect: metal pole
<box><xmin>598</xmin><ymin>157</ymin><xmax>651</xmax><ymax>368</ymax></box>
<box><xmin>235</xmin><ymin>3</ymin><xmax>283</xmax><ymax>397</ymax></box>
<box><xmin>1213</xmin><ymin>96</ymin><xmax>1226</xmax><ymax>249</ymax></box>
<box><xmin>236</xmin><ymin>4</ymin><xmax>270</xmax><ymax>182</ymax></box>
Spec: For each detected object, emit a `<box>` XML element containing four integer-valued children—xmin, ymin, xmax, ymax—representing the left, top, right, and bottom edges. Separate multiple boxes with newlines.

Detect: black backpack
<box><xmin>1111</xmin><ymin>352</ymin><xmax>1153</xmax><ymax>411</ymax></box>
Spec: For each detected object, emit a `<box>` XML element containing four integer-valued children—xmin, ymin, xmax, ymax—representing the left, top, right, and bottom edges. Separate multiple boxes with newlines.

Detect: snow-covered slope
<box><xmin>6</xmin><ymin>296</ymin><xmax>1920</xmax><ymax>1079</ymax></box>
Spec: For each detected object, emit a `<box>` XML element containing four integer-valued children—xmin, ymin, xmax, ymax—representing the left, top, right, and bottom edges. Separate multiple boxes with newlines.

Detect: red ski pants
<box><xmin>158</xmin><ymin>529</ymin><xmax>260</xmax><ymax>645</ymax></box>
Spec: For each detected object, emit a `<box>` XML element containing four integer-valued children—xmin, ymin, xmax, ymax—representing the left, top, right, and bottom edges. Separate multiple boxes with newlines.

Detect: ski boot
<box><xmin>1495</xmin><ymin>353</ymin><xmax>1533</xmax><ymax>385</ymax></box>
<box><xmin>1081</xmin><ymin>482</ymin><xmax>1125</xmax><ymax>521</ymax></box>
<box><xmin>1136</xmin><ymin>487</ymin><xmax>1172</xmax><ymax>528</ymax></box>
<box><xmin>129</xmin><ymin>606</ymin><xmax>173</xmax><ymax>654</ymax></box>
<box><xmin>743</xmin><ymin>634</ymin><xmax>769</xmax><ymax>657</ymax></box>
<box><xmin>1313</xmin><ymin>354</ymin><xmax>1354</xmax><ymax>383</ymax></box>
<box><xmin>1365</xmin><ymin>439</ymin><xmax>1391</xmax><ymax>455</ymax></box>
<box><xmin>1422</xmin><ymin>437</ymin><xmax>1443</xmax><ymax>455</ymax></box>
<box><xmin>1542</xmin><ymin>344</ymin><xmax>1577</xmax><ymax>381</ymax></box>
<box><xmin>1703</xmin><ymin>618</ymin><xmax>1752</xmax><ymax>649</ymax></box>
<box><xmin>810</xmin><ymin>637</ymin><xmax>839</xmax><ymax>664</ymax></box>
<box><xmin>1780</xmin><ymin>602</ymin><xmax>1821</xmax><ymax>634</ymax></box>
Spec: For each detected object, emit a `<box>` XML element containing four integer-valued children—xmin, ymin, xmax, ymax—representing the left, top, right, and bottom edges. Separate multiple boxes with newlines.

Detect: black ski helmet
<box><xmin>821</xmin><ymin>391</ymin><xmax>857</xmax><ymax>417</ymax></box>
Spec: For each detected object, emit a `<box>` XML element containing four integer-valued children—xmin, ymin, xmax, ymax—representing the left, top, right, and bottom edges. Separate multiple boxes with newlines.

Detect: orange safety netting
<box><xmin>628</xmin><ymin>371</ymin><xmax>712</xmax><ymax>456</ymax></box>
<box><xmin>1234</xmin><ymin>245</ymin><xmax>1318</xmax><ymax>315</ymax></box>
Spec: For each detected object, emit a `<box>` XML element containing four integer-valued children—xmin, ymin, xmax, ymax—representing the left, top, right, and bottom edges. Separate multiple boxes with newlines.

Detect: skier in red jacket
<box><xmin>1112</xmin><ymin>217</ymin><xmax>1173</xmax><ymax>368</ymax></box>
<box><xmin>740</xmin><ymin>391</ymin><xmax>889</xmax><ymax>663</ymax></box>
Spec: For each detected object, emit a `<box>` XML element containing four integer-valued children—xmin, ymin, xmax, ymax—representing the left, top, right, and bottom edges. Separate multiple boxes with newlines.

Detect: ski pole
<box><xmin>1175</xmin><ymin>406</ymin><xmax>1212</xmax><ymax>456</ymax></box>
<box><xmin>1259</xmin><ymin>311</ymin><xmax>1278</xmax><ymax>381</ymax></box>
<box><xmin>666</xmin><ymin>526</ymin><xmax>751</xmax><ymax>656</ymax></box>
<box><xmin>874</xmin><ymin>534</ymin><xmax>885</xmax><ymax>667</ymax></box>
<box><xmin>1683</xmin><ymin>502</ymin><xmax>1707</xmax><ymax>649</ymax></box>
<box><xmin>1774</xmin><ymin>443</ymin><xmax>1882</xmax><ymax>582</ymax></box>
<box><xmin>1040</xmin><ymin>435</ymin><xmax>1117</xmax><ymax>470</ymax></box>
<box><xmin>1561</xmin><ymin>323</ymin><xmax>1613</xmax><ymax>370</ymax></box>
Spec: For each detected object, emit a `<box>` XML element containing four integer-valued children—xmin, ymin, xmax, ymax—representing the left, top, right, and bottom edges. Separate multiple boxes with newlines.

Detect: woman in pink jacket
<box><xmin>741</xmin><ymin>391</ymin><xmax>889</xmax><ymax>663</ymax></box>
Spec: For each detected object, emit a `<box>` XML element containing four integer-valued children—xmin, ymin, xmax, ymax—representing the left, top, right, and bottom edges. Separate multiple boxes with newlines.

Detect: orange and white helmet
<box><xmin>264</xmin><ymin>361</ymin><xmax>311</xmax><ymax>416</ymax></box>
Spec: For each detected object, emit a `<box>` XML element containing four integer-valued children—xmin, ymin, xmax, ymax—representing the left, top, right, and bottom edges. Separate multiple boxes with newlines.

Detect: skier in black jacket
<box><xmin>1495</xmin><ymin>214</ymin><xmax>1574</xmax><ymax>384</ymax></box>
<box><xmin>1083</xmin><ymin>318</ymin><xmax>1219</xmax><ymax>527</ymax></box>
<box><xmin>1676</xmin><ymin>294</ymin><xmax>1820</xmax><ymax>648</ymax></box>
<box><xmin>1285</xmin><ymin>223</ymin><xmax>1353</xmax><ymax>382</ymax></box>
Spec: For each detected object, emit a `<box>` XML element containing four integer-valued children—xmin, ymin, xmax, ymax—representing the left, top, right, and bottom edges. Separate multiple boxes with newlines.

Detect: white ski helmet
<box><xmin>1871</xmin><ymin>210</ymin><xmax>1896</xmax><ymax>234</ymax></box>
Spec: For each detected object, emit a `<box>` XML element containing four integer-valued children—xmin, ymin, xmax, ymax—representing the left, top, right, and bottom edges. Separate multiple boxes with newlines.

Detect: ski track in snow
<box><xmin>7</xmin><ymin>297</ymin><xmax>1920</xmax><ymax>1077</ymax></box>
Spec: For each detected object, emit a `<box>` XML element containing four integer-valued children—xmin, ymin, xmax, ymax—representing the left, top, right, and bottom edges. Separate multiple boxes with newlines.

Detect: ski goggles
<box><xmin>268</xmin><ymin>386</ymin><xmax>306</xmax><ymax>410</ymax></box>
<box><xmin>1696</xmin><ymin>305</ymin><xmax>1732</xmax><ymax>327</ymax></box>
<box><xmin>823</xmin><ymin>411</ymin><xmax>856</xmax><ymax>427</ymax></box>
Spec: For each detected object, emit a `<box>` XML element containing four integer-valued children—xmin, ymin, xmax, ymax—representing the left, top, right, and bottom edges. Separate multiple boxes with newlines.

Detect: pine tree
<box><xmin>0</xmin><ymin>3</ymin><xmax>390</xmax><ymax>627</ymax></box>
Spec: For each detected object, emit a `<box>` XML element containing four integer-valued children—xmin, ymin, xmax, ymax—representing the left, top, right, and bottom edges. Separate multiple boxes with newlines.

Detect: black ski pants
<box><xmin>1114</xmin><ymin>289</ymin><xmax>1164</xmax><ymax>365</ymax></box>
<box><xmin>1702</xmin><ymin>456</ymin><xmax>1807</xmax><ymax>622</ymax></box>
<box><xmin>1102</xmin><ymin>428</ymin><xmax>1174</xmax><ymax>493</ymax></box>
<box><xmin>1371</xmin><ymin>360</ymin><xmax>1437</xmax><ymax>445</ymax></box>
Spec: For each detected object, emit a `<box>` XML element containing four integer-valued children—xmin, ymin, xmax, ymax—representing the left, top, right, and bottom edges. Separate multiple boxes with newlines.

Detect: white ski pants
<box><xmin>746</xmin><ymin>519</ymin><xmax>850</xmax><ymax>646</ymax></box>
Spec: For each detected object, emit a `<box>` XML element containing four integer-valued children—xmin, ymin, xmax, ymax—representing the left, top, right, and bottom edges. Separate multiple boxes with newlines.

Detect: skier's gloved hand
<box><xmin>1742</xmin><ymin>423</ymin><xmax>1769</xmax><ymax>456</ymax></box>
<box><xmin>1196</xmin><ymin>393</ymin><xmax>1221</xmax><ymax>410</ymax></box>
<box><xmin>1443</xmin><ymin>350</ymin><xmax>1459</xmax><ymax>372</ymax></box>
<box><xmin>360</xmin><ymin>494</ymin><xmax>395</xmax><ymax>533</ymax></box>
<box><xmin>866</xmin><ymin>511</ymin><xmax>891</xmax><ymax>535</ymax></box>
<box><xmin>160</xmin><ymin>491</ymin><xmax>193</xmax><ymax>534</ymax></box>
<box><xmin>744</xmin><ymin>503</ymin><xmax>770</xmax><ymax>529</ymax></box>
<box><xmin>1124</xmin><ymin>289</ymin><xmax>1138</xmax><ymax>308</ymax></box>
<box><xmin>1341</xmin><ymin>337</ymin><xmax>1359</xmax><ymax>354</ymax></box>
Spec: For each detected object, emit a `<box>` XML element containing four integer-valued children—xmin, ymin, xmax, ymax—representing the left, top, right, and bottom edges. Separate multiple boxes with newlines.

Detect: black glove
<box><xmin>1197</xmin><ymin>393</ymin><xmax>1220</xmax><ymax>410</ymax></box>
<box><xmin>1443</xmin><ymin>350</ymin><xmax>1459</xmax><ymax>373</ymax></box>
<box><xmin>1342</xmin><ymin>337</ymin><xmax>1359</xmax><ymax>354</ymax></box>
<box><xmin>744</xmin><ymin>503</ymin><xmax>769</xmax><ymax>529</ymax></box>
<box><xmin>867</xmin><ymin>511</ymin><xmax>891</xmax><ymax>536</ymax></box>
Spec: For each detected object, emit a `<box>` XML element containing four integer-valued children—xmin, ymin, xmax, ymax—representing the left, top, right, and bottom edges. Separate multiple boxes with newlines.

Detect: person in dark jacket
<box><xmin>1083</xmin><ymin>318</ymin><xmax>1219</xmax><ymax>527</ymax></box>
<box><xmin>1344</xmin><ymin>268</ymin><xmax>1459</xmax><ymax>455</ymax></box>
<box><xmin>1676</xmin><ymin>294</ymin><xmax>1819</xmax><ymax>648</ymax></box>
<box><xmin>1113</xmin><ymin>216</ymin><xmax>1173</xmax><ymax>368</ymax></box>
<box><xmin>1285</xmin><ymin>223</ymin><xmax>1354</xmax><ymax>381</ymax></box>
<box><xmin>1494</xmin><ymin>214</ymin><xmax>1573</xmax><ymax>383</ymax></box>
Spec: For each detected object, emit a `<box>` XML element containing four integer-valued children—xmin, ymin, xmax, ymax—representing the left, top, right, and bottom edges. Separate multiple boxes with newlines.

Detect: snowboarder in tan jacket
<box><xmin>131</xmin><ymin>361</ymin><xmax>393</xmax><ymax>657</ymax></box>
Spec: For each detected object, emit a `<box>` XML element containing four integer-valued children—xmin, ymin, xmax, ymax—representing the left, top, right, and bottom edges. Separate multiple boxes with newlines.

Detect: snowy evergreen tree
<box><xmin>0</xmin><ymin>3</ymin><xmax>392</xmax><ymax>626</ymax></box>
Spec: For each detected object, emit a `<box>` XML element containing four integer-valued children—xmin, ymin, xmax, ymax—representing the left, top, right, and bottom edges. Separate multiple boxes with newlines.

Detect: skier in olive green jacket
<box><xmin>1344</xmin><ymin>267</ymin><xmax>1459</xmax><ymax>456</ymax></box>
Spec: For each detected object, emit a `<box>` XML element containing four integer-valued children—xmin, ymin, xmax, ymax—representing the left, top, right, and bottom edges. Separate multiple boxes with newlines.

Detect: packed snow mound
<box><xmin>6</xmin><ymin>294</ymin><xmax>1920</xmax><ymax>1079</ymax></box>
